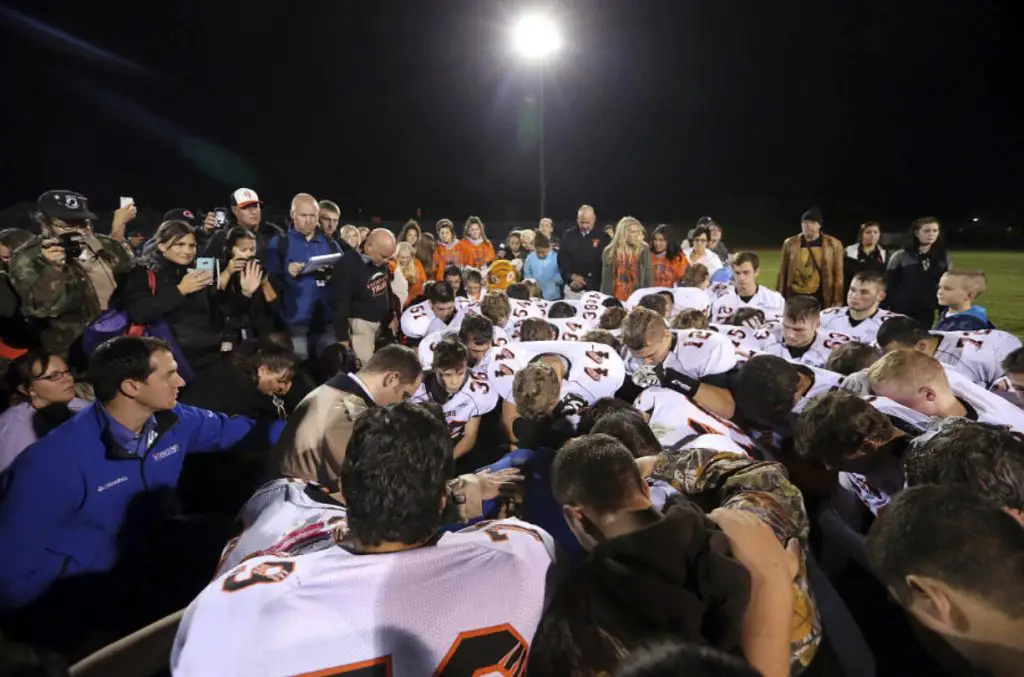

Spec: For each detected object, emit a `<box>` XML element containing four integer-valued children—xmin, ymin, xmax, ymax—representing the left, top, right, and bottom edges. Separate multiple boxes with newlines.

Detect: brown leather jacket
<box><xmin>776</xmin><ymin>233</ymin><xmax>845</xmax><ymax>308</ymax></box>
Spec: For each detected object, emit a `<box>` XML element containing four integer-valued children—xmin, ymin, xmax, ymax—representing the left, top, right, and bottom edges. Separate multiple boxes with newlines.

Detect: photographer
<box><xmin>216</xmin><ymin>227</ymin><xmax>280</xmax><ymax>347</ymax></box>
<box><xmin>201</xmin><ymin>187</ymin><xmax>285</xmax><ymax>263</ymax></box>
<box><xmin>116</xmin><ymin>220</ymin><xmax>222</xmax><ymax>375</ymax></box>
<box><xmin>9</xmin><ymin>190</ymin><xmax>132</xmax><ymax>361</ymax></box>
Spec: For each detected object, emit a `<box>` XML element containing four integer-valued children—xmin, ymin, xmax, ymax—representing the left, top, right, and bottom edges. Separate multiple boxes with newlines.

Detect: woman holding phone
<box><xmin>115</xmin><ymin>219</ymin><xmax>223</xmax><ymax>374</ymax></box>
<box><xmin>217</xmin><ymin>227</ymin><xmax>280</xmax><ymax>347</ymax></box>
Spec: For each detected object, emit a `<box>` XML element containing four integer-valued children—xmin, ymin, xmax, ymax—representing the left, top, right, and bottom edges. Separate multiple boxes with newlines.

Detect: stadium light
<box><xmin>512</xmin><ymin>14</ymin><xmax>562</xmax><ymax>217</ymax></box>
<box><xmin>513</xmin><ymin>15</ymin><xmax>562</xmax><ymax>60</ymax></box>
<box><xmin>972</xmin><ymin>217</ymin><xmax>980</xmax><ymax>222</ymax></box>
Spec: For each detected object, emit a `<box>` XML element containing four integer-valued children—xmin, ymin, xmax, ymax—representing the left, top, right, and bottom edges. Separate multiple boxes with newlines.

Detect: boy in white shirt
<box><xmin>762</xmin><ymin>295</ymin><xmax>853</xmax><ymax>368</ymax></box>
<box><xmin>819</xmin><ymin>270</ymin><xmax>902</xmax><ymax>344</ymax></box>
<box><xmin>710</xmin><ymin>252</ymin><xmax>785</xmax><ymax>323</ymax></box>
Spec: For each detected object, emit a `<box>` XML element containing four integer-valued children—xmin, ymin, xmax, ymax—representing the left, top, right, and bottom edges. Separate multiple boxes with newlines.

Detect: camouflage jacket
<box><xmin>652</xmin><ymin>448</ymin><xmax>823</xmax><ymax>675</ymax></box>
<box><xmin>9</xmin><ymin>234</ymin><xmax>132</xmax><ymax>354</ymax></box>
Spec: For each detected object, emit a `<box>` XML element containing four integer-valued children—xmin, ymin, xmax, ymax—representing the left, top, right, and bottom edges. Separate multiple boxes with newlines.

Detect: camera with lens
<box><xmin>58</xmin><ymin>232</ymin><xmax>86</xmax><ymax>260</ymax></box>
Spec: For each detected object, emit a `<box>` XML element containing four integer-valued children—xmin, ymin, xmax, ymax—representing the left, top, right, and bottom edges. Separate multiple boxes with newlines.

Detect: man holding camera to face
<box><xmin>9</xmin><ymin>190</ymin><xmax>133</xmax><ymax>362</ymax></box>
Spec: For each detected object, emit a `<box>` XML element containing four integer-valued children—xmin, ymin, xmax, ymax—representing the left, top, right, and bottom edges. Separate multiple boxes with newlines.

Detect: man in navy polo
<box><xmin>0</xmin><ymin>336</ymin><xmax>277</xmax><ymax>651</ymax></box>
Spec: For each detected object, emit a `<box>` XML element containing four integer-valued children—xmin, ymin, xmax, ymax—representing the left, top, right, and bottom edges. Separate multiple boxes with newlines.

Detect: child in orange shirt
<box><xmin>455</xmin><ymin>216</ymin><xmax>497</xmax><ymax>269</ymax></box>
<box><xmin>433</xmin><ymin>219</ymin><xmax>462</xmax><ymax>280</ymax></box>
<box><xmin>650</xmin><ymin>224</ymin><xmax>688</xmax><ymax>287</ymax></box>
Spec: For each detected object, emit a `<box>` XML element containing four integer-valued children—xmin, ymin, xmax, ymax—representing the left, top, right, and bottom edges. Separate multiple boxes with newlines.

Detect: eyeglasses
<box><xmin>36</xmin><ymin>368</ymin><xmax>71</xmax><ymax>382</ymax></box>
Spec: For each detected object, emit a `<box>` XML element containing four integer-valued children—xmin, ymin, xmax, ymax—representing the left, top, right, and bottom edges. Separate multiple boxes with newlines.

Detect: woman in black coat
<box><xmin>216</xmin><ymin>227</ymin><xmax>281</xmax><ymax>346</ymax></box>
<box><xmin>885</xmin><ymin>217</ymin><xmax>951</xmax><ymax>328</ymax></box>
<box><xmin>117</xmin><ymin>220</ymin><xmax>223</xmax><ymax>375</ymax></box>
<box><xmin>843</xmin><ymin>221</ymin><xmax>888</xmax><ymax>291</ymax></box>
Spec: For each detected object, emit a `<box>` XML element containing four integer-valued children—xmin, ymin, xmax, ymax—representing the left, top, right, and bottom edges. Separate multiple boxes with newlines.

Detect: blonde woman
<box><xmin>600</xmin><ymin>217</ymin><xmax>652</xmax><ymax>301</ymax></box>
<box><xmin>389</xmin><ymin>242</ymin><xmax>426</xmax><ymax>307</ymax></box>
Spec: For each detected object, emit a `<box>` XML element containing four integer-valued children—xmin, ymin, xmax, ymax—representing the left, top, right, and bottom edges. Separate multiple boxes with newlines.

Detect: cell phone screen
<box><xmin>214</xmin><ymin>209</ymin><xmax>227</xmax><ymax>226</ymax></box>
<box><xmin>195</xmin><ymin>257</ymin><xmax>216</xmax><ymax>272</ymax></box>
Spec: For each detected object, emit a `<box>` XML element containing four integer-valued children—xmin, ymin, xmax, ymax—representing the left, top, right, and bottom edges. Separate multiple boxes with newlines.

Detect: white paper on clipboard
<box><xmin>302</xmin><ymin>253</ymin><xmax>343</xmax><ymax>274</ymax></box>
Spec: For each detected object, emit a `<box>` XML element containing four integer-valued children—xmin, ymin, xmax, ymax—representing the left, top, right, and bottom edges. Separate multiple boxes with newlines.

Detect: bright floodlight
<box><xmin>972</xmin><ymin>217</ymin><xmax>980</xmax><ymax>222</ymax></box>
<box><xmin>513</xmin><ymin>15</ymin><xmax>561</xmax><ymax>59</ymax></box>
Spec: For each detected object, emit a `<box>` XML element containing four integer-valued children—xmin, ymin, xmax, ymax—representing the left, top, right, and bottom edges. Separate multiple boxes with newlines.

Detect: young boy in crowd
<box><xmin>522</xmin><ymin>233</ymin><xmax>563</xmax><ymax>301</ymax></box>
<box><xmin>935</xmin><ymin>268</ymin><xmax>995</xmax><ymax>331</ymax></box>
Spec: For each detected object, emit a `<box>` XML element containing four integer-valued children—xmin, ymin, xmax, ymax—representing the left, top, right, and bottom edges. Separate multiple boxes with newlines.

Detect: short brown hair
<box><xmin>943</xmin><ymin>268</ymin><xmax>988</xmax><ymax>298</ymax></box>
<box><xmin>867</xmin><ymin>348</ymin><xmax>946</xmax><ymax>391</ymax></box>
<box><xmin>851</xmin><ymin>270</ymin><xmax>886</xmax><ymax>289</ymax></box>
<box><xmin>732</xmin><ymin>252</ymin><xmax>760</xmax><ymax>269</ymax></box>
<box><xmin>1002</xmin><ymin>347</ymin><xmax>1024</xmax><ymax>375</ymax></box>
<box><xmin>599</xmin><ymin>306</ymin><xmax>627</xmax><ymax>330</ymax></box>
<box><xmin>581</xmin><ymin>329</ymin><xmax>621</xmax><ymax>351</ymax></box>
<box><xmin>520</xmin><ymin>318</ymin><xmax>557</xmax><ymax>342</ymax></box>
<box><xmin>670</xmin><ymin>308</ymin><xmax>709</xmax><ymax>330</ymax></box>
<box><xmin>620</xmin><ymin>307</ymin><xmax>667</xmax><ymax>351</ymax></box>
<box><xmin>534</xmin><ymin>233</ymin><xmax>551</xmax><ymax>249</ymax></box>
<box><xmin>480</xmin><ymin>293</ymin><xmax>511</xmax><ymax>326</ymax></box>
<box><xmin>362</xmin><ymin>344</ymin><xmax>422</xmax><ymax>384</ymax></box>
<box><xmin>679</xmin><ymin>263</ymin><xmax>709</xmax><ymax>288</ymax></box>
<box><xmin>794</xmin><ymin>391</ymin><xmax>895</xmax><ymax>467</ymax></box>
<box><xmin>783</xmin><ymin>295</ymin><xmax>821</xmax><ymax>323</ymax></box>
<box><xmin>826</xmin><ymin>341</ymin><xmax>881</xmax><ymax>375</ymax></box>
<box><xmin>512</xmin><ymin>362</ymin><xmax>561</xmax><ymax>418</ymax></box>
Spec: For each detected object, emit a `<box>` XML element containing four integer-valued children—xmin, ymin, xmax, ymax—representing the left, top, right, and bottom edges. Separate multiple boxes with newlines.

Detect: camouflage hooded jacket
<box><xmin>9</xmin><ymin>234</ymin><xmax>133</xmax><ymax>354</ymax></box>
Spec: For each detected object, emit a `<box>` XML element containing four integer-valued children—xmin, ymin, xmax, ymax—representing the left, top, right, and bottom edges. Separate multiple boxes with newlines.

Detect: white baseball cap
<box><xmin>230</xmin><ymin>188</ymin><xmax>263</xmax><ymax>207</ymax></box>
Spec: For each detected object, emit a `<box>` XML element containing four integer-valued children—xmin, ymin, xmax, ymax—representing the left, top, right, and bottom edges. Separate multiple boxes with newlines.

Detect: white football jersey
<box><xmin>579</xmin><ymin>290</ymin><xmax>612</xmax><ymax>306</ymax></box>
<box><xmin>488</xmin><ymin>341</ymin><xmax>626</xmax><ymax>406</ymax></box>
<box><xmin>710</xmin><ymin>286</ymin><xmax>786</xmax><ymax>324</ymax></box>
<box><xmin>635</xmin><ymin>387</ymin><xmax>758</xmax><ymax>455</ymax></box>
<box><xmin>216</xmin><ymin>479</ymin><xmax>347</xmax><ymax>577</ymax></box>
<box><xmin>623</xmin><ymin>329</ymin><xmax>739</xmax><ymax>379</ymax></box>
<box><xmin>930</xmin><ymin>330</ymin><xmax>1022</xmax><ymax>389</ymax></box>
<box><xmin>707</xmin><ymin>281</ymin><xmax>733</xmax><ymax>300</ymax></box>
<box><xmin>549</xmin><ymin>299</ymin><xmax>603</xmax><ymax>323</ymax></box>
<box><xmin>791</xmin><ymin>365</ymin><xmax>846</xmax><ymax>414</ymax></box>
<box><xmin>709</xmin><ymin>324</ymin><xmax>774</xmax><ymax>352</ymax></box>
<box><xmin>504</xmin><ymin>298</ymin><xmax>545</xmax><ymax>330</ymax></box>
<box><xmin>400</xmin><ymin>300</ymin><xmax>458</xmax><ymax>339</ymax></box>
<box><xmin>762</xmin><ymin>329</ymin><xmax>853</xmax><ymax>369</ymax></box>
<box><xmin>173</xmin><ymin>519</ymin><xmax>555</xmax><ymax>677</ymax></box>
<box><xmin>548</xmin><ymin>316</ymin><xmax>599</xmax><ymax>341</ymax></box>
<box><xmin>819</xmin><ymin>307</ymin><xmax>901</xmax><ymax>345</ymax></box>
<box><xmin>412</xmin><ymin>368</ymin><xmax>499</xmax><ymax>440</ymax></box>
<box><xmin>864</xmin><ymin>396</ymin><xmax>938</xmax><ymax>434</ymax></box>
<box><xmin>681</xmin><ymin>433</ymin><xmax>754</xmax><ymax>457</ymax></box>
<box><xmin>417</xmin><ymin>326</ymin><xmax>510</xmax><ymax>370</ymax></box>
<box><xmin>947</xmin><ymin>373</ymin><xmax>1024</xmax><ymax>433</ymax></box>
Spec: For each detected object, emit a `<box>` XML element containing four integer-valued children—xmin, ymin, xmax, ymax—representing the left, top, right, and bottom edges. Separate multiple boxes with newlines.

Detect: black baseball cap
<box><xmin>163</xmin><ymin>208</ymin><xmax>202</xmax><ymax>227</ymax></box>
<box><xmin>696</xmin><ymin>215</ymin><xmax>717</xmax><ymax>227</ymax></box>
<box><xmin>37</xmin><ymin>190</ymin><xmax>98</xmax><ymax>222</ymax></box>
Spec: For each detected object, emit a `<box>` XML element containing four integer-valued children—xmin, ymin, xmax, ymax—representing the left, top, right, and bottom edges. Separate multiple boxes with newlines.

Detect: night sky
<box><xmin>1</xmin><ymin>1</ymin><xmax>1019</xmax><ymax>242</ymax></box>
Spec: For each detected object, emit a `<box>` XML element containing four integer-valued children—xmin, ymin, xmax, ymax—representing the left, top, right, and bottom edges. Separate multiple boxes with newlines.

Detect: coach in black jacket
<box><xmin>558</xmin><ymin>204</ymin><xmax>610</xmax><ymax>299</ymax></box>
<box><xmin>333</xmin><ymin>228</ymin><xmax>398</xmax><ymax>366</ymax></box>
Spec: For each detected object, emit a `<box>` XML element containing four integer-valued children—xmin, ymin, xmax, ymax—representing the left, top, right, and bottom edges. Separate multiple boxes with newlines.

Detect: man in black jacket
<box><xmin>333</xmin><ymin>228</ymin><xmax>398</xmax><ymax>366</ymax></box>
<box><xmin>201</xmin><ymin>188</ymin><xmax>285</xmax><ymax>263</ymax></box>
<box><xmin>558</xmin><ymin>204</ymin><xmax>610</xmax><ymax>299</ymax></box>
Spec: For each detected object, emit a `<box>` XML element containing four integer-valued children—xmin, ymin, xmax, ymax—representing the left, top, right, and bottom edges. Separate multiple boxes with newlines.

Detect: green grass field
<box><xmin>749</xmin><ymin>250</ymin><xmax>1024</xmax><ymax>339</ymax></box>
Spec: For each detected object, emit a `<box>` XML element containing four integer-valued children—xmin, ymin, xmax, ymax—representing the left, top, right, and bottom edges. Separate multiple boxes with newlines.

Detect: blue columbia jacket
<box><xmin>0</xmin><ymin>402</ymin><xmax>279</xmax><ymax>609</ymax></box>
<box><xmin>265</xmin><ymin>228</ymin><xmax>341</xmax><ymax>326</ymax></box>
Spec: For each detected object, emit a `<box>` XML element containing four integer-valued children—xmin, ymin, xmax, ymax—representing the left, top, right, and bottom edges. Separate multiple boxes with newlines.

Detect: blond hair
<box><xmin>394</xmin><ymin>242</ymin><xmax>417</xmax><ymax>282</ymax></box>
<box><xmin>606</xmin><ymin>216</ymin><xmax>645</xmax><ymax>257</ymax></box>
<box><xmin>867</xmin><ymin>349</ymin><xmax>947</xmax><ymax>391</ymax></box>
<box><xmin>463</xmin><ymin>215</ymin><xmax>489</xmax><ymax>242</ymax></box>
<box><xmin>620</xmin><ymin>307</ymin><xmax>667</xmax><ymax>351</ymax></box>
<box><xmin>512</xmin><ymin>362</ymin><xmax>561</xmax><ymax>418</ymax></box>
<box><xmin>944</xmin><ymin>268</ymin><xmax>988</xmax><ymax>299</ymax></box>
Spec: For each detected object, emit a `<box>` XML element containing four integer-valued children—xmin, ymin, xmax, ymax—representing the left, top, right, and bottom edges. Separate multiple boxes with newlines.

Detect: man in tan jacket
<box><xmin>777</xmin><ymin>208</ymin><xmax>845</xmax><ymax>308</ymax></box>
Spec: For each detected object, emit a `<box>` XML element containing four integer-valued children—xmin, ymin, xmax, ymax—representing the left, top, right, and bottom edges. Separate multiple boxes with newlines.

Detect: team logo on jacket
<box><xmin>367</xmin><ymin>271</ymin><xmax>388</xmax><ymax>295</ymax></box>
<box><xmin>592</xmin><ymin>239</ymin><xmax>600</xmax><ymax>247</ymax></box>
<box><xmin>151</xmin><ymin>445</ymin><xmax>180</xmax><ymax>462</ymax></box>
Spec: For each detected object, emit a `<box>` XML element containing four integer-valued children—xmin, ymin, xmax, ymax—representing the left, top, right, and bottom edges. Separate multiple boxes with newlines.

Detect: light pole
<box><xmin>513</xmin><ymin>14</ymin><xmax>561</xmax><ymax>218</ymax></box>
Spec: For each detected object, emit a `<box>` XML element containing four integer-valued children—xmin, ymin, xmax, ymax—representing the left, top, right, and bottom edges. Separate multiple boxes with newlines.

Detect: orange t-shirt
<box><xmin>612</xmin><ymin>250</ymin><xmax>640</xmax><ymax>301</ymax></box>
<box><xmin>651</xmin><ymin>252</ymin><xmax>687</xmax><ymax>288</ymax></box>
<box><xmin>434</xmin><ymin>242</ymin><xmax>462</xmax><ymax>280</ymax></box>
<box><xmin>455</xmin><ymin>239</ymin><xmax>496</xmax><ymax>269</ymax></box>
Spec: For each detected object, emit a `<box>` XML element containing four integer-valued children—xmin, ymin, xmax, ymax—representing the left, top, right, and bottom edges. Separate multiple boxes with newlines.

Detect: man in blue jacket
<box><xmin>0</xmin><ymin>336</ymin><xmax>276</xmax><ymax>652</ymax></box>
<box><xmin>265</xmin><ymin>193</ymin><xmax>342</xmax><ymax>361</ymax></box>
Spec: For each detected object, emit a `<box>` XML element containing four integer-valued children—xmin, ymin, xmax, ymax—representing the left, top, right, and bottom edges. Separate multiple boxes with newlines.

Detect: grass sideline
<box><xmin>746</xmin><ymin>250</ymin><xmax>1024</xmax><ymax>339</ymax></box>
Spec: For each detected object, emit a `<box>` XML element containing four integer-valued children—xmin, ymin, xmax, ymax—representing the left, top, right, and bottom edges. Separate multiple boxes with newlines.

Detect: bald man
<box><xmin>333</xmin><ymin>227</ymin><xmax>400</xmax><ymax>366</ymax></box>
<box><xmin>266</xmin><ymin>193</ymin><xmax>343</xmax><ymax>361</ymax></box>
<box><xmin>558</xmin><ymin>204</ymin><xmax>610</xmax><ymax>299</ymax></box>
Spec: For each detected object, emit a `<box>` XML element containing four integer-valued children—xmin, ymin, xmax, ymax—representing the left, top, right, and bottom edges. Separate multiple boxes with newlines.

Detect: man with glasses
<box><xmin>9</xmin><ymin>190</ymin><xmax>132</xmax><ymax>360</ymax></box>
